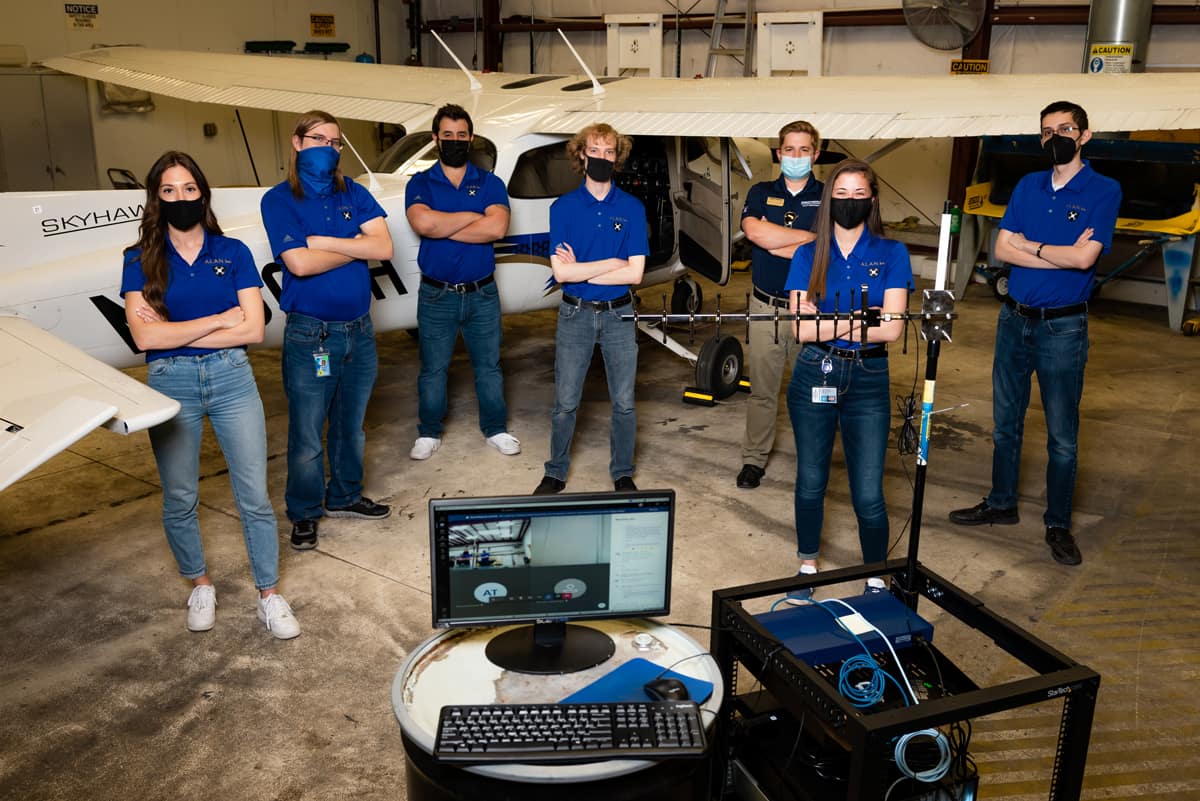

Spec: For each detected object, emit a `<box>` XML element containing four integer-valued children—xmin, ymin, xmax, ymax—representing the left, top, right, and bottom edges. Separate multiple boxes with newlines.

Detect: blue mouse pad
<box><xmin>560</xmin><ymin>657</ymin><xmax>714</xmax><ymax>704</ymax></box>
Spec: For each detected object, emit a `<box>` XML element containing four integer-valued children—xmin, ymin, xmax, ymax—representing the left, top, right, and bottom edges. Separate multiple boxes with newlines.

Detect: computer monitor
<box><xmin>430</xmin><ymin>489</ymin><xmax>675</xmax><ymax>674</ymax></box>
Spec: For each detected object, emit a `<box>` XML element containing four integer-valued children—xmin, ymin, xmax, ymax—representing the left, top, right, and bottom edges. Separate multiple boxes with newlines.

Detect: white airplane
<box><xmin>3</xmin><ymin>43</ymin><xmax>1198</xmax><ymax>491</ymax></box>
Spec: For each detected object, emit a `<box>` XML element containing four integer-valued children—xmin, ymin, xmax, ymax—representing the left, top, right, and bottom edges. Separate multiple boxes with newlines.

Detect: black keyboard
<box><xmin>433</xmin><ymin>701</ymin><xmax>708</xmax><ymax>763</ymax></box>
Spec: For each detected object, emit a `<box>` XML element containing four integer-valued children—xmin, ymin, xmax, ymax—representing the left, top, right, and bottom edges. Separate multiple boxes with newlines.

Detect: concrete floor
<box><xmin>1</xmin><ymin>269</ymin><xmax>1197</xmax><ymax>800</ymax></box>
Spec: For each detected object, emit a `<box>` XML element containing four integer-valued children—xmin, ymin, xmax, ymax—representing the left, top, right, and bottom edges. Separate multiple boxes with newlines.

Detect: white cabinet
<box><xmin>0</xmin><ymin>69</ymin><xmax>98</xmax><ymax>191</ymax></box>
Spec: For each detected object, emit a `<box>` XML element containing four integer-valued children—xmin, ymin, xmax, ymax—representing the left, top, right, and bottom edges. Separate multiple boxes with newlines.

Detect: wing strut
<box><xmin>430</xmin><ymin>31</ymin><xmax>482</xmax><ymax>91</ymax></box>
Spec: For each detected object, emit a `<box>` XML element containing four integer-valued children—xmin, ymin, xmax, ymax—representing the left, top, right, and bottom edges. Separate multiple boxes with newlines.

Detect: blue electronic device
<box><xmin>755</xmin><ymin>592</ymin><xmax>934</xmax><ymax>667</ymax></box>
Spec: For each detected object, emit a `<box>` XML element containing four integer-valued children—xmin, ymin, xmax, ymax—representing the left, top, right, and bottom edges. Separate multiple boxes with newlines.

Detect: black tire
<box><xmin>991</xmin><ymin>269</ymin><xmax>1010</xmax><ymax>301</ymax></box>
<box><xmin>671</xmin><ymin>278</ymin><xmax>703</xmax><ymax>316</ymax></box>
<box><xmin>695</xmin><ymin>335</ymin><xmax>743</xmax><ymax>400</ymax></box>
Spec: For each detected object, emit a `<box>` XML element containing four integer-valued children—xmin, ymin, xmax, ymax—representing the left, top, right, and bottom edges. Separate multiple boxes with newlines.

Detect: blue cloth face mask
<box><xmin>780</xmin><ymin>156</ymin><xmax>812</xmax><ymax>181</ymax></box>
<box><xmin>296</xmin><ymin>146</ymin><xmax>340</xmax><ymax>195</ymax></box>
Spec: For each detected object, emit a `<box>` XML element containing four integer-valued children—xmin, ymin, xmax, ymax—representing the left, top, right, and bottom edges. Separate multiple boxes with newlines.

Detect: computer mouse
<box><xmin>644</xmin><ymin>677</ymin><xmax>690</xmax><ymax>701</ymax></box>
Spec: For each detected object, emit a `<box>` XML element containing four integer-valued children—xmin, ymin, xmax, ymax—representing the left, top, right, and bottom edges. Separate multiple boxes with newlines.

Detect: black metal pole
<box><xmin>904</xmin><ymin>336</ymin><xmax>940</xmax><ymax>603</ymax></box>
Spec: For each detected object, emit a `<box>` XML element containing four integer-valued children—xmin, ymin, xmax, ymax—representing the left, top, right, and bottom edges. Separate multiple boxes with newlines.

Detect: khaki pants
<box><xmin>741</xmin><ymin>294</ymin><xmax>803</xmax><ymax>468</ymax></box>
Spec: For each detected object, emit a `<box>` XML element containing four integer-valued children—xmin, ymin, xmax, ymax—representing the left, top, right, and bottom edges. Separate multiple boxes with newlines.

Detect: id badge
<box><xmin>812</xmin><ymin>386</ymin><xmax>838</xmax><ymax>404</ymax></box>
<box><xmin>313</xmin><ymin>350</ymin><xmax>330</xmax><ymax>378</ymax></box>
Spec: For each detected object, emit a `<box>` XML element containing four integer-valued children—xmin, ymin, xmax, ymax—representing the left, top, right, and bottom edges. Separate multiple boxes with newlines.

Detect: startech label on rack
<box><xmin>950</xmin><ymin>59</ymin><xmax>990</xmax><ymax>75</ymax></box>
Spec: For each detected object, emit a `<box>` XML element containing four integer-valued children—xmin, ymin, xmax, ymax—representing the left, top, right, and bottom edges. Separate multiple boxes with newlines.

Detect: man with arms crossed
<box><xmin>736</xmin><ymin>121</ymin><xmax>824</xmax><ymax>489</ymax></box>
<box><xmin>949</xmin><ymin>100</ymin><xmax>1121</xmax><ymax>566</ymax></box>
<box><xmin>534</xmin><ymin>123</ymin><xmax>649</xmax><ymax>495</ymax></box>
<box><xmin>405</xmin><ymin>104</ymin><xmax>518</xmax><ymax>461</ymax></box>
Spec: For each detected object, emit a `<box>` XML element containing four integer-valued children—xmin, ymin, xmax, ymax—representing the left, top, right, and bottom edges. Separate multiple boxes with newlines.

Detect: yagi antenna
<box><xmin>430</xmin><ymin>30</ymin><xmax>482</xmax><ymax>91</ymax></box>
<box><xmin>340</xmin><ymin>132</ymin><xmax>380</xmax><ymax>193</ymax></box>
<box><xmin>557</xmin><ymin>29</ymin><xmax>605</xmax><ymax>96</ymax></box>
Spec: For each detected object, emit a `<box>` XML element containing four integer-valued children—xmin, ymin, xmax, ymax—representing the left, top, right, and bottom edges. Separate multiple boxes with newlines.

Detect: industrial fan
<box><xmin>902</xmin><ymin>0</ymin><xmax>987</xmax><ymax>50</ymax></box>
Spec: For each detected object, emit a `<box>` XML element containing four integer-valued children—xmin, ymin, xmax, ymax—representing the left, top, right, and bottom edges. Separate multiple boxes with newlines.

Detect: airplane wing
<box><xmin>44</xmin><ymin>46</ymin><xmax>1200</xmax><ymax>140</ymax></box>
<box><xmin>0</xmin><ymin>317</ymin><xmax>179</xmax><ymax>492</ymax></box>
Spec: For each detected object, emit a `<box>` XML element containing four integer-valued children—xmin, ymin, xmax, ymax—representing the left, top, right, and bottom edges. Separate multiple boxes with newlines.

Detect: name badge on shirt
<box><xmin>766</xmin><ymin>196</ymin><xmax>785</xmax><ymax>207</ymax></box>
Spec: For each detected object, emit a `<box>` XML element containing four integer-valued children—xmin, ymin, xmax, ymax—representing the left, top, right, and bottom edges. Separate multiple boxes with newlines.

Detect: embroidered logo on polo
<box><xmin>613</xmin><ymin>221</ymin><xmax>623</xmax><ymax>231</ymax></box>
<box><xmin>467</xmin><ymin>186</ymin><xmax>479</xmax><ymax>197</ymax></box>
<box><xmin>342</xmin><ymin>210</ymin><xmax>353</xmax><ymax>220</ymax></box>
<box><xmin>1067</xmin><ymin>210</ymin><xmax>1079</xmax><ymax>221</ymax></box>
<box><xmin>801</xmin><ymin>199</ymin><xmax>821</xmax><ymax>208</ymax></box>
<box><xmin>205</xmin><ymin>257</ymin><xmax>232</xmax><ymax>277</ymax></box>
<box><xmin>784</xmin><ymin>210</ymin><xmax>798</xmax><ymax>227</ymax></box>
<box><xmin>868</xmin><ymin>267</ymin><xmax>880</xmax><ymax>277</ymax></box>
<box><xmin>860</xmin><ymin>259</ymin><xmax>887</xmax><ymax>279</ymax></box>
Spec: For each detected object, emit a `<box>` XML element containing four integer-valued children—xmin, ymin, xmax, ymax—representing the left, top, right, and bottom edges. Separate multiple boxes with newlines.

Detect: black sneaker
<box><xmin>736</xmin><ymin>464</ymin><xmax>765</xmax><ymax>489</ymax></box>
<box><xmin>614</xmin><ymin>476</ymin><xmax>638</xmax><ymax>492</ymax></box>
<box><xmin>533</xmin><ymin>476</ymin><xmax>565</xmax><ymax>495</ymax></box>
<box><xmin>325</xmin><ymin>497</ymin><xmax>391</xmax><ymax>519</ymax></box>
<box><xmin>948</xmin><ymin>498</ymin><xmax>1019</xmax><ymax>526</ymax></box>
<box><xmin>291</xmin><ymin>519</ymin><xmax>318</xmax><ymax>550</ymax></box>
<box><xmin>1046</xmin><ymin>527</ymin><xmax>1082</xmax><ymax>565</ymax></box>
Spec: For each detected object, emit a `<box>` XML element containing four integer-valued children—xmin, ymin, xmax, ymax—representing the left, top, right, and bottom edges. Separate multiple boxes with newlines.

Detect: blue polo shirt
<box><xmin>999</xmin><ymin>161</ymin><xmax>1121</xmax><ymax>308</ymax></box>
<box><xmin>742</xmin><ymin>175</ymin><xmax>823</xmax><ymax>297</ymax></box>
<box><xmin>550</xmin><ymin>183</ymin><xmax>649</xmax><ymax>302</ymax></box>
<box><xmin>260</xmin><ymin>176</ymin><xmax>387</xmax><ymax>321</ymax></box>
<box><xmin>120</xmin><ymin>231</ymin><xmax>262</xmax><ymax>362</ymax></box>
<box><xmin>405</xmin><ymin>161</ymin><xmax>509</xmax><ymax>284</ymax></box>
<box><xmin>785</xmin><ymin>230</ymin><xmax>912</xmax><ymax>350</ymax></box>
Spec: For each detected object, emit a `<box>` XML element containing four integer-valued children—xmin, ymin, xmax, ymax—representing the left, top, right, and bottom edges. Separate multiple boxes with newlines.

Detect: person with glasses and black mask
<box><xmin>260</xmin><ymin>110</ymin><xmax>395</xmax><ymax>552</ymax></box>
<box><xmin>948</xmin><ymin>100</ymin><xmax>1120</xmax><ymax>567</ymax></box>
<box><xmin>405</xmin><ymin>104</ymin><xmax>518</xmax><ymax>463</ymax></box>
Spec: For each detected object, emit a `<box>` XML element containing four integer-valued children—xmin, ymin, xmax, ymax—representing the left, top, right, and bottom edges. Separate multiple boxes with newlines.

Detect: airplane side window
<box><xmin>509</xmin><ymin>142</ymin><xmax>582</xmax><ymax>200</ymax></box>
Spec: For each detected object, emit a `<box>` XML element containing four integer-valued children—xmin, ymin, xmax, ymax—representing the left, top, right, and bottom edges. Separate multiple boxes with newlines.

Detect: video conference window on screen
<box><xmin>431</xmin><ymin>491</ymin><xmax>675</xmax><ymax>628</ymax></box>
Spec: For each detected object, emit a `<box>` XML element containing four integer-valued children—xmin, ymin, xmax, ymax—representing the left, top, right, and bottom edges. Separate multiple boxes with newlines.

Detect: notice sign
<box><xmin>65</xmin><ymin>3</ymin><xmax>99</xmax><ymax>30</ymax></box>
<box><xmin>310</xmin><ymin>13</ymin><xmax>336</xmax><ymax>37</ymax></box>
<box><xmin>1088</xmin><ymin>43</ymin><xmax>1133</xmax><ymax>74</ymax></box>
<box><xmin>950</xmin><ymin>59</ymin><xmax>989</xmax><ymax>75</ymax></box>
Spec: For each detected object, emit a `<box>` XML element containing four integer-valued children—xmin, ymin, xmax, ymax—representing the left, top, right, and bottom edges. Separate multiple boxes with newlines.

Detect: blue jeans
<box><xmin>282</xmin><ymin>312</ymin><xmax>378</xmax><ymax>521</ymax></box>
<box><xmin>988</xmin><ymin>305</ymin><xmax>1089</xmax><ymax>529</ymax></box>
<box><xmin>416</xmin><ymin>280</ymin><xmax>508</xmax><ymax>438</ymax></box>
<box><xmin>147</xmin><ymin>349</ymin><xmax>279</xmax><ymax>591</ymax></box>
<box><xmin>786</xmin><ymin>345</ymin><xmax>891</xmax><ymax>563</ymax></box>
<box><xmin>545</xmin><ymin>300</ymin><xmax>638</xmax><ymax>482</ymax></box>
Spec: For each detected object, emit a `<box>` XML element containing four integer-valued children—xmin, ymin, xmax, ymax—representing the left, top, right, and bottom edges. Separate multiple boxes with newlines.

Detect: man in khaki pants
<box><xmin>737</xmin><ymin>121</ymin><xmax>823</xmax><ymax>489</ymax></box>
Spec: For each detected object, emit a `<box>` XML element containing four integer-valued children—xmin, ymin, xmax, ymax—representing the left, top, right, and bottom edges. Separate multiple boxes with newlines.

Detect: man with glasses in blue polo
<box><xmin>949</xmin><ymin>101</ymin><xmax>1121</xmax><ymax>567</ymax></box>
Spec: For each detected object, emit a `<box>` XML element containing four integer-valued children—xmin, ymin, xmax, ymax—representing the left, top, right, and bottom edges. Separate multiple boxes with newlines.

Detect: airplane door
<box><xmin>675</xmin><ymin>137</ymin><xmax>733</xmax><ymax>286</ymax></box>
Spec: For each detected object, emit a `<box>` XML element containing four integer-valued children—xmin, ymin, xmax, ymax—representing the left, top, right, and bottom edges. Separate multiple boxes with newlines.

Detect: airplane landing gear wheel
<box><xmin>671</xmin><ymin>278</ymin><xmax>703</xmax><ymax>315</ymax></box>
<box><xmin>695</xmin><ymin>335</ymin><xmax>743</xmax><ymax>399</ymax></box>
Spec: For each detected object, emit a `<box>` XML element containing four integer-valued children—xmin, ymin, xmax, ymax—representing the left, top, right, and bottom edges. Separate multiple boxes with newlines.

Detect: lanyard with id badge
<box><xmin>813</xmin><ymin>354</ymin><xmax>837</xmax><ymax>404</ymax></box>
<box><xmin>313</xmin><ymin>328</ymin><xmax>331</xmax><ymax>378</ymax></box>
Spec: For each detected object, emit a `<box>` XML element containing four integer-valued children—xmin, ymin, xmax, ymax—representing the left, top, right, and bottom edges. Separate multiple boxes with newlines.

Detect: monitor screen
<box><xmin>429</xmin><ymin>490</ymin><xmax>675</xmax><ymax>673</ymax></box>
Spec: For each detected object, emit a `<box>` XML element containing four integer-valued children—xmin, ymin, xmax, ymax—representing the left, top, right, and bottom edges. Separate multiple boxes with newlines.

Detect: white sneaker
<box><xmin>186</xmin><ymin>584</ymin><xmax>216</xmax><ymax>632</ymax></box>
<box><xmin>257</xmin><ymin>594</ymin><xmax>301</xmax><ymax>640</ymax></box>
<box><xmin>486</xmin><ymin>432</ymin><xmax>521</xmax><ymax>455</ymax></box>
<box><xmin>409</xmin><ymin>437</ymin><xmax>441</xmax><ymax>460</ymax></box>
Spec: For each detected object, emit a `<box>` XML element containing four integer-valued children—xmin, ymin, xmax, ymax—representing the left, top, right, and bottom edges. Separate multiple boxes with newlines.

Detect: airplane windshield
<box><xmin>374</xmin><ymin>132</ymin><xmax>498</xmax><ymax>176</ymax></box>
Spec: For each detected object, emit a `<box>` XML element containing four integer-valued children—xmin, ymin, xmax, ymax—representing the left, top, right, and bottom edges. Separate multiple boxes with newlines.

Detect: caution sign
<box><xmin>64</xmin><ymin>3</ymin><xmax>99</xmax><ymax>30</ymax></box>
<box><xmin>1088</xmin><ymin>43</ymin><xmax>1134</xmax><ymax>74</ymax></box>
<box><xmin>310</xmin><ymin>13</ymin><xmax>336</xmax><ymax>37</ymax></box>
<box><xmin>950</xmin><ymin>59</ymin><xmax>989</xmax><ymax>75</ymax></box>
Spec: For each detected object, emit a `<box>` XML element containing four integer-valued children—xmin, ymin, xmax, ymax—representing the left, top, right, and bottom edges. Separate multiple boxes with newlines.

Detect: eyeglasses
<box><xmin>303</xmin><ymin>133</ymin><xmax>343</xmax><ymax>151</ymax></box>
<box><xmin>1040</xmin><ymin>125</ymin><xmax>1079</xmax><ymax>138</ymax></box>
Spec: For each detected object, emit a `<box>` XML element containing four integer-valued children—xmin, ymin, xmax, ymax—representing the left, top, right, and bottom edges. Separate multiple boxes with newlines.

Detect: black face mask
<box><xmin>1042</xmin><ymin>134</ymin><xmax>1079</xmax><ymax>166</ymax></box>
<box><xmin>585</xmin><ymin>156</ymin><xmax>615</xmax><ymax>183</ymax></box>
<box><xmin>162</xmin><ymin>197</ymin><xmax>206</xmax><ymax>231</ymax></box>
<box><xmin>830</xmin><ymin>197</ymin><xmax>873</xmax><ymax>230</ymax></box>
<box><xmin>438</xmin><ymin>139</ymin><xmax>471</xmax><ymax>168</ymax></box>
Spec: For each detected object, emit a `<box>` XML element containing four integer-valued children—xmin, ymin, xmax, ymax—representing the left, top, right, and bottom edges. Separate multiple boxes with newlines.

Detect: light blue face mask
<box><xmin>780</xmin><ymin>155</ymin><xmax>812</xmax><ymax>181</ymax></box>
<box><xmin>296</xmin><ymin>146</ymin><xmax>340</xmax><ymax>195</ymax></box>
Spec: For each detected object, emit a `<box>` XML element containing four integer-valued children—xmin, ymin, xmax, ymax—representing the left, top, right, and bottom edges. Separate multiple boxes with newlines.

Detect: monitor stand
<box><xmin>485</xmin><ymin>620</ymin><xmax>615</xmax><ymax>675</ymax></box>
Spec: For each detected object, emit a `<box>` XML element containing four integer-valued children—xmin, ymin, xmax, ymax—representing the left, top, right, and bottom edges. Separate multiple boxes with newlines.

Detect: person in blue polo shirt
<box><xmin>405</xmin><ymin>104</ymin><xmax>518</xmax><ymax>462</ymax></box>
<box><xmin>260</xmin><ymin>110</ymin><xmax>395</xmax><ymax>551</ymax></box>
<box><xmin>783</xmin><ymin>159</ymin><xmax>912</xmax><ymax>601</ymax></box>
<box><xmin>533</xmin><ymin>123</ymin><xmax>650</xmax><ymax>495</ymax></box>
<box><xmin>737</xmin><ymin>120</ymin><xmax>824</xmax><ymax>490</ymax></box>
<box><xmin>950</xmin><ymin>101</ymin><xmax>1120</xmax><ymax>567</ymax></box>
<box><xmin>121</xmin><ymin>151</ymin><xmax>299</xmax><ymax>639</ymax></box>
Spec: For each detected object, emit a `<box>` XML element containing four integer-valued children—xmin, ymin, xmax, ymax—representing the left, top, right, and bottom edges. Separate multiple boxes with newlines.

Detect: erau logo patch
<box><xmin>868</xmin><ymin>267</ymin><xmax>880</xmax><ymax>278</ymax></box>
<box><xmin>468</xmin><ymin>187</ymin><xmax>478</xmax><ymax>196</ymax></box>
<box><xmin>212</xmin><ymin>264</ymin><xmax>227</xmax><ymax>276</ymax></box>
<box><xmin>342</xmin><ymin>210</ymin><xmax>353</xmax><ymax>220</ymax></box>
<box><xmin>1067</xmin><ymin>210</ymin><xmax>1079</xmax><ymax>221</ymax></box>
<box><xmin>613</xmin><ymin>221</ymin><xmax>623</xmax><ymax>231</ymax></box>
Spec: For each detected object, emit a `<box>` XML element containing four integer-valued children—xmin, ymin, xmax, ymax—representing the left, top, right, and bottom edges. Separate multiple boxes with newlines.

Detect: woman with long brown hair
<box><xmin>121</xmin><ymin>151</ymin><xmax>300</xmax><ymax>639</ymax></box>
<box><xmin>782</xmin><ymin>159</ymin><xmax>912</xmax><ymax>602</ymax></box>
